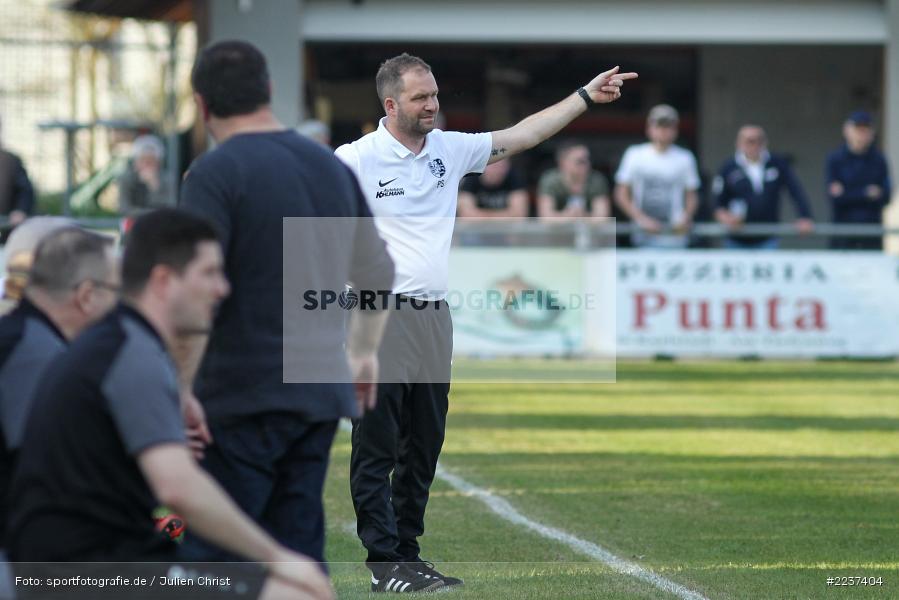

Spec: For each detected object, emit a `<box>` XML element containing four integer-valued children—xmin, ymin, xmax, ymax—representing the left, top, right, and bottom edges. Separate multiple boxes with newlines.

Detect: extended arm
<box><xmin>488</xmin><ymin>67</ymin><xmax>637</xmax><ymax>164</ymax></box>
<box><xmin>139</xmin><ymin>444</ymin><xmax>334</xmax><ymax>599</ymax></box>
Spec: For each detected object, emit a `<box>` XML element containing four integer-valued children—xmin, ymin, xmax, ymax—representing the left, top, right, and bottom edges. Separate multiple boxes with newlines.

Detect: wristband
<box><xmin>576</xmin><ymin>87</ymin><xmax>596</xmax><ymax>108</ymax></box>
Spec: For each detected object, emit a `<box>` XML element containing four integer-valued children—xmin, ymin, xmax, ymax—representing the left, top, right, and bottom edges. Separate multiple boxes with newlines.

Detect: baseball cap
<box><xmin>846</xmin><ymin>110</ymin><xmax>873</xmax><ymax>126</ymax></box>
<box><xmin>648</xmin><ymin>104</ymin><xmax>679</xmax><ymax>125</ymax></box>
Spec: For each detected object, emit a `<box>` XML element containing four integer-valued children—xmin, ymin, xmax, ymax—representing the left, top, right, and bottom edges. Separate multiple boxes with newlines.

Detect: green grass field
<box><xmin>323</xmin><ymin>361</ymin><xmax>899</xmax><ymax>599</ymax></box>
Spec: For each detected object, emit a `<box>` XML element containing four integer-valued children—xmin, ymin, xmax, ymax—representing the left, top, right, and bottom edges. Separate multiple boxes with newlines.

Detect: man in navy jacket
<box><xmin>826</xmin><ymin>110</ymin><xmax>892</xmax><ymax>250</ymax></box>
<box><xmin>713</xmin><ymin>125</ymin><xmax>814</xmax><ymax>249</ymax></box>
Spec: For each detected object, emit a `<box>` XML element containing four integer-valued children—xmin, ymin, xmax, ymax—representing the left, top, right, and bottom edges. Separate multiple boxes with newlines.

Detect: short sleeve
<box><xmin>101</xmin><ymin>332</ymin><xmax>185</xmax><ymax>456</ymax></box>
<box><xmin>180</xmin><ymin>156</ymin><xmax>236</xmax><ymax>250</ymax></box>
<box><xmin>684</xmin><ymin>152</ymin><xmax>701</xmax><ymax>191</ymax></box>
<box><xmin>537</xmin><ymin>170</ymin><xmax>562</xmax><ymax>197</ymax></box>
<box><xmin>442</xmin><ymin>131</ymin><xmax>492</xmax><ymax>175</ymax></box>
<box><xmin>615</xmin><ymin>147</ymin><xmax>636</xmax><ymax>184</ymax></box>
<box><xmin>587</xmin><ymin>172</ymin><xmax>609</xmax><ymax>198</ymax></box>
<box><xmin>334</xmin><ymin>144</ymin><xmax>362</xmax><ymax>181</ymax></box>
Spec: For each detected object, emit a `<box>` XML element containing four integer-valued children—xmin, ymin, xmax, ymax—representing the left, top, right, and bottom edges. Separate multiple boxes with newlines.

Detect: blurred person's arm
<box><xmin>347</xmin><ymin>177</ymin><xmax>395</xmax><ymax>415</ymax></box>
<box><xmin>171</xmin><ymin>334</ymin><xmax>212</xmax><ymax>459</ymax></box>
<box><xmin>346</xmin><ymin>309</ymin><xmax>389</xmax><ymax>414</ymax></box>
<box><xmin>504</xmin><ymin>189</ymin><xmax>529</xmax><ymax>219</ymax></box>
<box><xmin>488</xmin><ymin>67</ymin><xmax>637</xmax><ymax>164</ymax></box>
<box><xmin>587</xmin><ymin>172</ymin><xmax>611</xmax><ymax>218</ymax></box>
<box><xmin>139</xmin><ymin>444</ymin><xmax>334</xmax><ymax>600</ymax></box>
<box><xmin>674</xmin><ymin>154</ymin><xmax>702</xmax><ymax>233</ymax></box>
<box><xmin>713</xmin><ymin>172</ymin><xmax>742</xmax><ymax>229</ymax></box>
<box><xmin>614</xmin><ymin>184</ymin><xmax>661</xmax><ymax>233</ymax></box>
<box><xmin>590</xmin><ymin>195</ymin><xmax>610</xmax><ymax>218</ymax></box>
<box><xmin>879</xmin><ymin>154</ymin><xmax>892</xmax><ymax>205</ymax></box>
<box><xmin>674</xmin><ymin>189</ymin><xmax>699</xmax><ymax>234</ymax></box>
<box><xmin>825</xmin><ymin>153</ymin><xmax>846</xmax><ymax>202</ymax></box>
<box><xmin>782</xmin><ymin>162</ymin><xmax>814</xmax><ymax>233</ymax></box>
<box><xmin>177</xmin><ymin>156</ymin><xmax>236</xmax><ymax>452</ymax></box>
<box><xmin>537</xmin><ymin>193</ymin><xmax>563</xmax><ymax>221</ymax></box>
<box><xmin>537</xmin><ymin>171</ymin><xmax>582</xmax><ymax>222</ymax></box>
<box><xmin>457</xmin><ymin>190</ymin><xmax>490</xmax><ymax>219</ymax></box>
<box><xmin>867</xmin><ymin>154</ymin><xmax>892</xmax><ymax>209</ymax></box>
<box><xmin>458</xmin><ymin>190</ymin><xmax>528</xmax><ymax>220</ymax></box>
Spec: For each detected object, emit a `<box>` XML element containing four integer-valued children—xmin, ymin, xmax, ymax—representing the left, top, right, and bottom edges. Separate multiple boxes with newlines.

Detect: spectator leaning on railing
<box><xmin>458</xmin><ymin>158</ymin><xmax>528</xmax><ymax>220</ymax></box>
<box><xmin>826</xmin><ymin>110</ymin><xmax>892</xmax><ymax>251</ymax></box>
<box><xmin>537</xmin><ymin>141</ymin><xmax>610</xmax><ymax>222</ymax></box>
<box><xmin>713</xmin><ymin>125</ymin><xmax>814</xmax><ymax>250</ymax></box>
<box><xmin>614</xmin><ymin>105</ymin><xmax>700</xmax><ymax>248</ymax></box>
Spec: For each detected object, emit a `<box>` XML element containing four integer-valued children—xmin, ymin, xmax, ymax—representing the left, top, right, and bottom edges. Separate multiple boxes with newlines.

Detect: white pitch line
<box><xmin>435</xmin><ymin>465</ymin><xmax>709</xmax><ymax>600</ymax></box>
<box><xmin>337</xmin><ymin>420</ymin><xmax>708</xmax><ymax>600</ymax></box>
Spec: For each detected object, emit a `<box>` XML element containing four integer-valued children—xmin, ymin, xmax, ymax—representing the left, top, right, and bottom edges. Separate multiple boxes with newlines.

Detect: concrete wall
<box><xmin>207</xmin><ymin>0</ymin><xmax>303</xmax><ymax>126</ymax></box>
<box><xmin>698</xmin><ymin>45</ymin><xmax>883</xmax><ymax>245</ymax></box>
<box><xmin>302</xmin><ymin>0</ymin><xmax>886</xmax><ymax>44</ymax></box>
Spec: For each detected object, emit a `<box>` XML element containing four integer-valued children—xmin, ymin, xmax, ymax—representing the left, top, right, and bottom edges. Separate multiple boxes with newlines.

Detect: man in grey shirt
<box><xmin>8</xmin><ymin>209</ymin><xmax>334</xmax><ymax>600</ymax></box>
<box><xmin>0</xmin><ymin>227</ymin><xmax>118</xmax><ymax>546</ymax></box>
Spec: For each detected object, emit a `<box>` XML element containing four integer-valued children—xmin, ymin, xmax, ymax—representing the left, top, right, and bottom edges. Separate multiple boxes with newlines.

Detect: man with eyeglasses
<box><xmin>713</xmin><ymin>124</ymin><xmax>814</xmax><ymax>250</ymax></box>
<box><xmin>0</xmin><ymin>227</ymin><xmax>117</xmax><ymax>588</ymax></box>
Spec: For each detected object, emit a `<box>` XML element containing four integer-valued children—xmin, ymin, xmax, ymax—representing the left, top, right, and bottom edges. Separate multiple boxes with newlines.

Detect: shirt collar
<box><xmin>117</xmin><ymin>302</ymin><xmax>166</xmax><ymax>348</ymax></box>
<box><xmin>17</xmin><ymin>297</ymin><xmax>66</xmax><ymax>342</ymax></box>
<box><xmin>377</xmin><ymin>117</ymin><xmax>431</xmax><ymax>159</ymax></box>
<box><xmin>735</xmin><ymin>150</ymin><xmax>770</xmax><ymax>168</ymax></box>
<box><xmin>843</xmin><ymin>142</ymin><xmax>873</xmax><ymax>158</ymax></box>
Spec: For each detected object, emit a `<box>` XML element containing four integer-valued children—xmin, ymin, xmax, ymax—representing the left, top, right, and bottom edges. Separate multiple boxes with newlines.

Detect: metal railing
<box><xmin>1</xmin><ymin>217</ymin><xmax>897</xmax><ymax>247</ymax></box>
<box><xmin>452</xmin><ymin>221</ymin><xmax>897</xmax><ymax>238</ymax></box>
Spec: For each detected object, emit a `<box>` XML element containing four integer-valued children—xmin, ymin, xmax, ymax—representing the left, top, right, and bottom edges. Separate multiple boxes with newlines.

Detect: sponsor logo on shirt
<box><xmin>376</xmin><ymin>187</ymin><xmax>405</xmax><ymax>199</ymax></box>
<box><xmin>428</xmin><ymin>158</ymin><xmax>446</xmax><ymax>178</ymax></box>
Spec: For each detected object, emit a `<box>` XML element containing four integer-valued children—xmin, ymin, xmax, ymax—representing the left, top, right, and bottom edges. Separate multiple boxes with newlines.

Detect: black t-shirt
<box><xmin>459</xmin><ymin>168</ymin><xmax>526</xmax><ymax>210</ymax></box>
<box><xmin>8</xmin><ymin>304</ymin><xmax>185</xmax><ymax>561</ymax></box>
<box><xmin>0</xmin><ymin>298</ymin><xmax>66</xmax><ymax>547</ymax></box>
<box><xmin>180</xmin><ymin>131</ymin><xmax>394</xmax><ymax>422</ymax></box>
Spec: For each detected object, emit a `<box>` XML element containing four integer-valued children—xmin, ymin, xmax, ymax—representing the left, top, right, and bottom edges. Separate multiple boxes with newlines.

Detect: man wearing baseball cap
<box><xmin>826</xmin><ymin>110</ymin><xmax>892</xmax><ymax>250</ymax></box>
<box><xmin>614</xmin><ymin>104</ymin><xmax>701</xmax><ymax>248</ymax></box>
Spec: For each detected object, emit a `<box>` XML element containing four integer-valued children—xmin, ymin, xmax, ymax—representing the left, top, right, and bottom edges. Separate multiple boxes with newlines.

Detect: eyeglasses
<box><xmin>77</xmin><ymin>279</ymin><xmax>121</xmax><ymax>294</ymax></box>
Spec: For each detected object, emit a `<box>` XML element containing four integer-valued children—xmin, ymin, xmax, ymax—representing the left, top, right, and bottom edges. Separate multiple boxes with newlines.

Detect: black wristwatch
<box><xmin>576</xmin><ymin>87</ymin><xmax>596</xmax><ymax>108</ymax></box>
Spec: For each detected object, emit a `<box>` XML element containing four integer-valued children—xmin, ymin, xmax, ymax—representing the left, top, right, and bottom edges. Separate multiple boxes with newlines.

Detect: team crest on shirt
<box><xmin>428</xmin><ymin>158</ymin><xmax>446</xmax><ymax>178</ymax></box>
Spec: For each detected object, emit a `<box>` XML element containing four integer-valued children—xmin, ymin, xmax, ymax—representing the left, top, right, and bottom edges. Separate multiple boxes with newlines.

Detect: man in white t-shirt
<box><xmin>614</xmin><ymin>104</ymin><xmax>701</xmax><ymax>248</ymax></box>
<box><xmin>335</xmin><ymin>53</ymin><xmax>636</xmax><ymax>593</ymax></box>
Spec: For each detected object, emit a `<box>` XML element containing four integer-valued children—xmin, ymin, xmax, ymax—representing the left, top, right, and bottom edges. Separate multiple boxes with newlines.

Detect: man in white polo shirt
<box><xmin>335</xmin><ymin>53</ymin><xmax>636</xmax><ymax>593</ymax></box>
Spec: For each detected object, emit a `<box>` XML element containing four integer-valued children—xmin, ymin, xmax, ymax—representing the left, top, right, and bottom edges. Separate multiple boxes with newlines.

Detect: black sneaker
<box><xmin>406</xmin><ymin>560</ymin><xmax>464</xmax><ymax>588</ymax></box>
<box><xmin>370</xmin><ymin>562</ymin><xmax>445</xmax><ymax>593</ymax></box>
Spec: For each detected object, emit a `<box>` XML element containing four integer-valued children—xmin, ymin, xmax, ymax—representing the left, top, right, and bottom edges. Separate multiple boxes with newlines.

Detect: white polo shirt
<box><xmin>335</xmin><ymin>118</ymin><xmax>492</xmax><ymax>299</ymax></box>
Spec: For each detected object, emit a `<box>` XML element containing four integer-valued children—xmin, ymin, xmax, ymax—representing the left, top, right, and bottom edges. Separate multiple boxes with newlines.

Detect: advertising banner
<box><xmin>613</xmin><ymin>250</ymin><xmax>899</xmax><ymax>357</ymax></box>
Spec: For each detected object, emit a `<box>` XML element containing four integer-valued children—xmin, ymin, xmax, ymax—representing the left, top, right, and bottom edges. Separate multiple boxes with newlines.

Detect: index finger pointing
<box><xmin>617</xmin><ymin>72</ymin><xmax>639</xmax><ymax>80</ymax></box>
